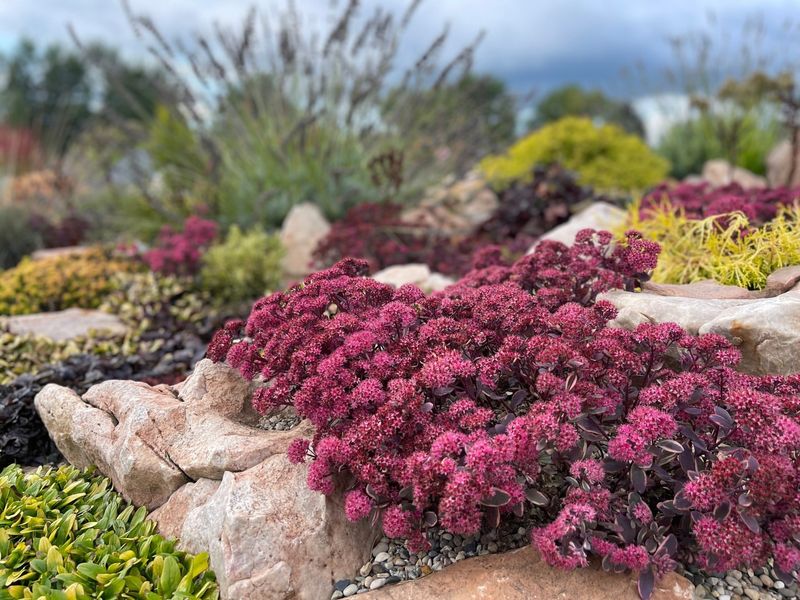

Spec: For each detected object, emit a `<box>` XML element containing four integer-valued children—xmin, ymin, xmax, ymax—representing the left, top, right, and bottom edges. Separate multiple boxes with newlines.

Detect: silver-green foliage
<box><xmin>0</xmin><ymin>464</ymin><xmax>218</xmax><ymax>599</ymax></box>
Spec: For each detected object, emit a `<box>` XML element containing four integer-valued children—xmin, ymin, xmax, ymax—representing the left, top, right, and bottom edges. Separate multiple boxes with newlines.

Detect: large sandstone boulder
<box><xmin>601</xmin><ymin>277</ymin><xmax>800</xmax><ymax>375</ymax></box>
<box><xmin>34</xmin><ymin>358</ymin><xmax>377</xmax><ymax>600</ymax></box>
<box><xmin>2</xmin><ymin>308</ymin><xmax>127</xmax><ymax>342</ymax></box>
<box><xmin>766</xmin><ymin>136</ymin><xmax>800</xmax><ymax>187</ymax></box>
<box><xmin>360</xmin><ymin>546</ymin><xmax>693</xmax><ymax>600</ymax></box>
<box><xmin>701</xmin><ymin>159</ymin><xmax>766</xmax><ymax>189</ymax></box>
<box><xmin>35</xmin><ymin>359</ymin><xmax>294</xmax><ymax>507</ymax></box>
<box><xmin>372</xmin><ymin>264</ymin><xmax>455</xmax><ymax>293</ymax></box>
<box><xmin>151</xmin><ymin>455</ymin><xmax>374</xmax><ymax>600</ymax></box>
<box><xmin>529</xmin><ymin>202</ymin><xmax>627</xmax><ymax>250</ymax></box>
<box><xmin>280</xmin><ymin>203</ymin><xmax>331</xmax><ymax>277</ymax></box>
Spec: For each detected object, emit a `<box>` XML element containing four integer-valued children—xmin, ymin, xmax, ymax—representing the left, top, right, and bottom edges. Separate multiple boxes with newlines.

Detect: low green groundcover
<box><xmin>0</xmin><ymin>464</ymin><xmax>218</xmax><ymax>600</ymax></box>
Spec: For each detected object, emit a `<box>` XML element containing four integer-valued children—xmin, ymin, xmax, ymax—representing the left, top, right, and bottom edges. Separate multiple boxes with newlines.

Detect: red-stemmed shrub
<box><xmin>642</xmin><ymin>181</ymin><xmax>800</xmax><ymax>224</ymax></box>
<box><xmin>142</xmin><ymin>215</ymin><xmax>218</xmax><ymax>275</ymax></box>
<box><xmin>209</xmin><ymin>230</ymin><xmax>800</xmax><ymax>599</ymax></box>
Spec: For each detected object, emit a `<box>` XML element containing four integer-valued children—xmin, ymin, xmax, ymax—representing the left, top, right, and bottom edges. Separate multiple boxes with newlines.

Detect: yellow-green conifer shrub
<box><xmin>0</xmin><ymin>464</ymin><xmax>218</xmax><ymax>599</ymax></box>
<box><xmin>0</xmin><ymin>249</ymin><xmax>138</xmax><ymax>316</ymax></box>
<box><xmin>480</xmin><ymin>116</ymin><xmax>670</xmax><ymax>192</ymax></box>
<box><xmin>200</xmin><ymin>226</ymin><xmax>284</xmax><ymax>303</ymax></box>
<box><xmin>625</xmin><ymin>200</ymin><xmax>800</xmax><ymax>289</ymax></box>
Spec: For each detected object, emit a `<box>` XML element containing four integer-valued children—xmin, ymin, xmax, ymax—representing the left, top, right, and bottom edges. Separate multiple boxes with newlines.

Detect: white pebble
<box><xmin>374</xmin><ymin>552</ymin><xmax>391</xmax><ymax>563</ymax></box>
<box><xmin>370</xmin><ymin>579</ymin><xmax>387</xmax><ymax>590</ymax></box>
<box><xmin>343</xmin><ymin>584</ymin><xmax>358</xmax><ymax>597</ymax></box>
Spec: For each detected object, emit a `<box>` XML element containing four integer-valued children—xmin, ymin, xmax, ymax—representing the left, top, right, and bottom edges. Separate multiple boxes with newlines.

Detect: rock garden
<box><xmin>3</xmin><ymin>3</ymin><xmax>800</xmax><ymax>600</ymax></box>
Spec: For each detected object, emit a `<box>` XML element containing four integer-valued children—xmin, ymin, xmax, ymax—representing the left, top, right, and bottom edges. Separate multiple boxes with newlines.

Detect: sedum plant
<box><xmin>142</xmin><ymin>216</ymin><xmax>218</xmax><ymax>276</ymax></box>
<box><xmin>0</xmin><ymin>464</ymin><xmax>218</xmax><ymax>599</ymax></box>
<box><xmin>641</xmin><ymin>181</ymin><xmax>800</xmax><ymax>225</ymax></box>
<box><xmin>208</xmin><ymin>233</ymin><xmax>800</xmax><ymax>599</ymax></box>
<box><xmin>200</xmin><ymin>226</ymin><xmax>284</xmax><ymax>304</ymax></box>
<box><xmin>480</xmin><ymin>116</ymin><xmax>669</xmax><ymax>193</ymax></box>
<box><xmin>626</xmin><ymin>199</ymin><xmax>800</xmax><ymax>289</ymax></box>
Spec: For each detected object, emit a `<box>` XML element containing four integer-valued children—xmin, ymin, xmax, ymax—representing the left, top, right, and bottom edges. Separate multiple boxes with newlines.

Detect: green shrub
<box><xmin>199</xmin><ymin>226</ymin><xmax>284</xmax><ymax>303</ymax></box>
<box><xmin>0</xmin><ymin>206</ymin><xmax>41</xmax><ymax>270</ymax></box>
<box><xmin>657</xmin><ymin>114</ymin><xmax>781</xmax><ymax>179</ymax></box>
<box><xmin>0</xmin><ymin>249</ymin><xmax>137</xmax><ymax>315</ymax></box>
<box><xmin>480</xmin><ymin>116</ymin><xmax>669</xmax><ymax>193</ymax></box>
<box><xmin>0</xmin><ymin>464</ymin><xmax>218</xmax><ymax>599</ymax></box>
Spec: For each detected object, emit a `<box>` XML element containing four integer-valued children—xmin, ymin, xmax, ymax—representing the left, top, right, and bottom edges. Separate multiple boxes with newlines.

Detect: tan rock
<box><xmin>360</xmin><ymin>546</ymin><xmax>693</xmax><ymax>600</ymax></box>
<box><xmin>403</xmin><ymin>171</ymin><xmax>498</xmax><ymax>234</ymax></box>
<box><xmin>372</xmin><ymin>264</ymin><xmax>455</xmax><ymax>293</ymax></box>
<box><xmin>2</xmin><ymin>308</ymin><xmax>127</xmax><ymax>342</ymax></box>
<box><xmin>642</xmin><ymin>280</ymin><xmax>758</xmax><ymax>300</ymax></box>
<box><xmin>701</xmin><ymin>159</ymin><xmax>766</xmax><ymax>189</ymax></box>
<box><xmin>34</xmin><ymin>362</ymin><xmax>303</xmax><ymax>508</ymax></box>
<box><xmin>166</xmin><ymin>454</ymin><xmax>376</xmax><ymax>600</ymax></box>
<box><xmin>280</xmin><ymin>203</ymin><xmax>331</xmax><ymax>277</ymax></box>
<box><xmin>177</xmin><ymin>358</ymin><xmax>259</xmax><ymax>425</ymax></box>
<box><xmin>30</xmin><ymin>246</ymin><xmax>93</xmax><ymax>261</ymax></box>
<box><xmin>148</xmin><ymin>478</ymin><xmax>221</xmax><ymax>539</ymax></box>
<box><xmin>700</xmin><ymin>291</ymin><xmax>800</xmax><ymax>375</ymax></box>
<box><xmin>766</xmin><ymin>137</ymin><xmax>800</xmax><ymax>187</ymax></box>
<box><xmin>34</xmin><ymin>384</ymin><xmax>116</xmax><ymax>468</ymax></box>
<box><xmin>601</xmin><ymin>288</ymin><xmax>800</xmax><ymax>375</ymax></box>
<box><xmin>531</xmin><ymin>202</ymin><xmax>628</xmax><ymax>250</ymax></box>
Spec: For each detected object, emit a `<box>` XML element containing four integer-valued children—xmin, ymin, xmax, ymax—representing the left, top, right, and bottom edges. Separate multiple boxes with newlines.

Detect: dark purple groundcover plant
<box><xmin>208</xmin><ymin>229</ymin><xmax>800</xmax><ymax>599</ymax></box>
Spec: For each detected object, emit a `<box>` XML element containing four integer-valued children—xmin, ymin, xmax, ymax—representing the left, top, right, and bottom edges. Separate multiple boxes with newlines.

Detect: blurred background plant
<box><xmin>57</xmin><ymin>0</ymin><xmax>521</xmax><ymax>238</ymax></box>
<box><xmin>480</xmin><ymin>116</ymin><xmax>670</xmax><ymax>192</ymax></box>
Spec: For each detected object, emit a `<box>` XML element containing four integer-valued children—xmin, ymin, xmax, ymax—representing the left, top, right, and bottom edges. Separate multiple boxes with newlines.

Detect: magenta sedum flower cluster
<box><xmin>642</xmin><ymin>181</ymin><xmax>800</xmax><ymax>224</ymax></box>
<box><xmin>142</xmin><ymin>215</ymin><xmax>218</xmax><ymax>275</ymax></box>
<box><xmin>208</xmin><ymin>229</ymin><xmax>800</xmax><ymax>598</ymax></box>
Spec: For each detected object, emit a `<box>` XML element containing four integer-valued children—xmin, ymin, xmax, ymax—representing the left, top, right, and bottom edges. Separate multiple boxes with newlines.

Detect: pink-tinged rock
<box><xmin>149</xmin><ymin>478</ymin><xmax>222</xmax><ymax>539</ymax></box>
<box><xmin>177</xmin><ymin>358</ymin><xmax>259</xmax><ymax>425</ymax></box>
<box><xmin>360</xmin><ymin>546</ymin><xmax>693</xmax><ymax>600</ymax></box>
<box><xmin>34</xmin><ymin>361</ymin><xmax>306</xmax><ymax>508</ymax></box>
<box><xmin>165</xmin><ymin>454</ymin><xmax>376</xmax><ymax>600</ymax></box>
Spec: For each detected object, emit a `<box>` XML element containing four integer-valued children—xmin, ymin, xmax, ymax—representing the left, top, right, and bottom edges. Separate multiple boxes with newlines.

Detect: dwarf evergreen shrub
<box><xmin>480</xmin><ymin>116</ymin><xmax>669</xmax><ymax>193</ymax></box>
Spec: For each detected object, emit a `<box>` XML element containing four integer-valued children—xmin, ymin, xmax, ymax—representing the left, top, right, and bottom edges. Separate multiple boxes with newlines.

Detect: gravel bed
<box><xmin>688</xmin><ymin>561</ymin><xmax>798</xmax><ymax>600</ymax></box>
<box><xmin>258</xmin><ymin>407</ymin><xmax>300</xmax><ymax>431</ymax></box>
<box><xmin>332</xmin><ymin>526</ymin><xmax>799</xmax><ymax>599</ymax></box>
<box><xmin>331</xmin><ymin>518</ymin><xmax>532</xmax><ymax>598</ymax></box>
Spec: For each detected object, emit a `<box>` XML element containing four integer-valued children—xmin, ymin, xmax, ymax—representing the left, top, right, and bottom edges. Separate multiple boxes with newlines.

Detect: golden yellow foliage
<box><xmin>624</xmin><ymin>199</ymin><xmax>800</xmax><ymax>289</ymax></box>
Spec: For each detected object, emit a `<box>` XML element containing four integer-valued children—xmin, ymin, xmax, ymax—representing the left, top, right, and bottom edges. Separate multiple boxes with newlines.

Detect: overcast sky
<box><xmin>1</xmin><ymin>0</ymin><xmax>799</xmax><ymax>140</ymax></box>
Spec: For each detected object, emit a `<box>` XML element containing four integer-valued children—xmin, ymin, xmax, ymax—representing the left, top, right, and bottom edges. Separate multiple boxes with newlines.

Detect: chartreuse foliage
<box><xmin>0</xmin><ymin>248</ymin><xmax>137</xmax><ymax>316</ymax></box>
<box><xmin>480</xmin><ymin>116</ymin><xmax>669</xmax><ymax>192</ymax></box>
<box><xmin>626</xmin><ymin>199</ymin><xmax>800</xmax><ymax>289</ymax></box>
<box><xmin>0</xmin><ymin>464</ymin><xmax>218</xmax><ymax>599</ymax></box>
<box><xmin>199</xmin><ymin>226</ymin><xmax>284</xmax><ymax>304</ymax></box>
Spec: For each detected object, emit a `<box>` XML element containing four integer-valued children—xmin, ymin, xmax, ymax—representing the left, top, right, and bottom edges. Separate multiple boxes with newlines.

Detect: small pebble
<box><xmin>370</xmin><ymin>579</ymin><xmax>387</xmax><ymax>590</ymax></box>
<box><xmin>343</xmin><ymin>583</ymin><xmax>359</xmax><ymax>597</ymax></box>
